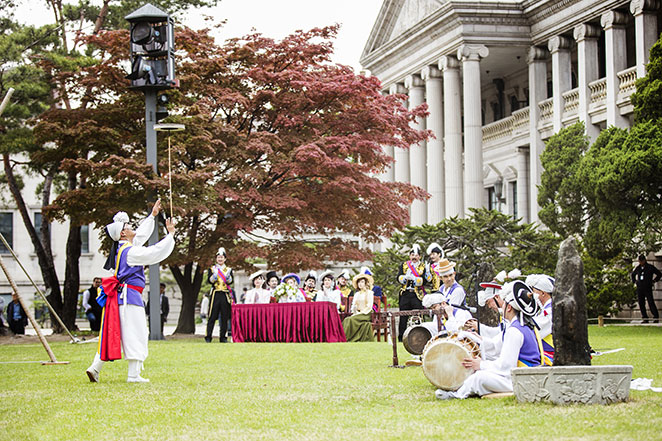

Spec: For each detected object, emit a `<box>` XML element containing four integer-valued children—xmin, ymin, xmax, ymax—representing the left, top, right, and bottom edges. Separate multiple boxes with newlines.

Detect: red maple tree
<box><xmin>40</xmin><ymin>25</ymin><xmax>430</xmax><ymax>332</ymax></box>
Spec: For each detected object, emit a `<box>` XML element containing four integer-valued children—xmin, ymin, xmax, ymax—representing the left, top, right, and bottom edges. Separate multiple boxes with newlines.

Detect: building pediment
<box><xmin>363</xmin><ymin>0</ymin><xmax>447</xmax><ymax>57</ymax></box>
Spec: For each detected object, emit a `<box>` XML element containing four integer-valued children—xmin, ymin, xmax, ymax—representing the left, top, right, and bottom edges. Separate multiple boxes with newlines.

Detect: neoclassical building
<box><xmin>361</xmin><ymin>0</ymin><xmax>661</xmax><ymax>225</ymax></box>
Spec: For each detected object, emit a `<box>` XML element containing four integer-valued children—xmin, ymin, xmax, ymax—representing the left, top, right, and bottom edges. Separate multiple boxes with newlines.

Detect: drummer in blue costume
<box><xmin>436</xmin><ymin>281</ymin><xmax>542</xmax><ymax>399</ymax></box>
<box><xmin>86</xmin><ymin>200</ymin><xmax>175</xmax><ymax>383</ymax></box>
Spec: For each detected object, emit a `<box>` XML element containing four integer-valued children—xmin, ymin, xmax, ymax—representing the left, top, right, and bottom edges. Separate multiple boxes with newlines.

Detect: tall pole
<box><xmin>145</xmin><ymin>89</ymin><xmax>162</xmax><ymax>340</ymax></box>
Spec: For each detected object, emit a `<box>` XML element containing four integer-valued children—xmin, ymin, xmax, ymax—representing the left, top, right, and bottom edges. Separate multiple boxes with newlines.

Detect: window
<box><xmin>488</xmin><ymin>187</ymin><xmax>497</xmax><ymax>211</ymax></box>
<box><xmin>34</xmin><ymin>212</ymin><xmax>50</xmax><ymax>250</ymax></box>
<box><xmin>81</xmin><ymin>224</ymin><xmax>89</xmax><ymax>254</ymax></box>
<box><xmin>0</xmin><ymin>212</ymin><xmax>12</xmax><ymax>254</ymax></box>
<box><xmin>511</xmin><ymin>182</ymin><xmax>518</xmax><ymax>219</ymax></box>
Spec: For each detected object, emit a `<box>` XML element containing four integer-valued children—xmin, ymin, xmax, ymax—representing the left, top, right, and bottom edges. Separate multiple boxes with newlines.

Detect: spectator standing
<box><xmin>147</xmin><ymin>283</ymin><xmax>170</xmax><ymax>335</ymax></box>
<box><xmin>632</xmin><ymin>255</ymin><xmax>661</xmax><ymax>323</ymax></box>
<box><xmin>7</xmin><ymin>293</ymin><xmax>27</xmax><ymax>335</ymax></box>
<box><xmin>82</xmin><ymin>277</ymin><xmax>103</xmax><ymax>331</ymax></box>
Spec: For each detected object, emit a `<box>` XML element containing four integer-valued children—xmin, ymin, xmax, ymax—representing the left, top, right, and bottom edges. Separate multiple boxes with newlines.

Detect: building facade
<box><xmin>361</xmin><ymin>0</ymin><xmax>660</xmax><ymax>226</ymax></box>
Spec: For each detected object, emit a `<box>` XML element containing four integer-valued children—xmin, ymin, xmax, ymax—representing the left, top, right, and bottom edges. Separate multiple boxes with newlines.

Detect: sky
<box><xmin>13</xmin><ymin>0</ymin><xmax>384</xmax><ymax>72</ymax></box>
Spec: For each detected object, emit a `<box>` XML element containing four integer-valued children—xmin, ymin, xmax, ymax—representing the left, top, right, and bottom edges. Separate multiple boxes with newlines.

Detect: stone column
<box><xmin>601</xmin><ymin>10</ymin><xmax>630</xmax><ymax>128</ymax></box>
<box><xmin>379</xmin><ymin>90</ymin><xmax>396</xmax><ymax>184</ymax></box>
<box><xmin>516</xmin><ymin>147</ymin><xmax>529</xmax><ymax>223</ymax></box>
<box><xmin>389</xmin><ymin>83</ymin><xmax>410</xmax><ymax>186</ymax></box>
<box><xmin>457</xmin><ymin>44</ymin><xmax>489</xmax><ymax>215</ymax></box>
<box><xmin>631</xmin><ymin>0</ymin><xmax>661</xmax><ymax>78</ymax></box>
<box><xmin>528</xmin><ymin>46</ymin><xmax>548</xmax><ymax>224</ymax></box>
<box><xmin>439</xmin><ymin>55</ymin><xmax>463</xmax><ymax>218</ymax></box>
<box><xmin>405</xmin><ymin>74</ymin><xmax>427</xmax><ymax>226</ymax></box>
<box><xmin>548</xmin><ymin>36</ymin><xmax>572</xmax><ymax>133</ymax></box>
<box><xmin>574</xmin><ymin>24</ymin><xmax>601</xmax><ymax>142</ymax></box>
<box><xmin>421</xmin><ymin>66</ymin><xmax>444</xmax><ymax>224</ymax></box>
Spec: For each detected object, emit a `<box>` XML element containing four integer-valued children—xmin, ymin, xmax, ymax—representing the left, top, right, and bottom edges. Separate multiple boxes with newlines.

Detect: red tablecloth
<box><xmin>231</xmin><ymin>302</ymin><xmax>347</xmax><ymax>343</ymax></box>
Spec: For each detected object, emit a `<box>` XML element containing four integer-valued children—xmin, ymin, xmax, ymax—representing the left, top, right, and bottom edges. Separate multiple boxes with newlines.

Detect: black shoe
<box><xmin>642</xmin><ymin>319</ymin><xmax>650</xmax><ymax>324</ymax></box>
<box><xmin>205</xmin><ymin>337</ymin><xmax>212</xmax><ymax>343</ymax></box>
<box><xmin>219</xmin><ymin>338</ymin><xmax>228</xmax><ymax>343</ymax></box>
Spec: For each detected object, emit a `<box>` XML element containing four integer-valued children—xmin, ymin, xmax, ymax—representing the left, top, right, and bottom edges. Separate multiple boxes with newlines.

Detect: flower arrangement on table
<box><xmin>272</xmin><ymin>283</ymin><xmax>299</xmax><ymax>302</ymax></box>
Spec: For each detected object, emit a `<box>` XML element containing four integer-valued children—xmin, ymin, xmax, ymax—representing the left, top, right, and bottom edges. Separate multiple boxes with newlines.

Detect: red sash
<box><xmin>98</xmin><ymin>243</ymin><xmax>131</xmax><ymax>361</ymax></box>
<box><xmin>407</xmin><ymin>261</ymin><xmax>422</xmax><ymax>278</ymax></box>
<box><xmin>406</xmin><ymin>261</ymin><xmax>426</xmax><ymax>296</ymax></box>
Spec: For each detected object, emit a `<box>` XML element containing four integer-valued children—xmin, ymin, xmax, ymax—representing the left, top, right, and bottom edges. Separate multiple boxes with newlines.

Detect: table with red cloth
<box><xmin>231</xmin><ymin>301</ymin><xmax>347</xmax><ymax>343</ymax></box>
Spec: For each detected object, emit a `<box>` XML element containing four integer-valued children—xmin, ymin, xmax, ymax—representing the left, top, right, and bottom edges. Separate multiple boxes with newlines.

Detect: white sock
<box><xmin>90</xmin><ymin>352</ymin><xmax>104</xmax><ymax>372</ymax></box>
<box><xmin>127</xmin><ymin>360</ymin><xmax>140</xmax><ymax>378</ymax></box>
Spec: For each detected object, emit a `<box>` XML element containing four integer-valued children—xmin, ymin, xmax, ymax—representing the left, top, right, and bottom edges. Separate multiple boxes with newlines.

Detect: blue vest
<box><xmin>509</xmin><ymin>319</ymin><xmax>541</xmax><ymax>367</ymax></box>
<box><xmin>116</xmin><ymin>243</ymin><xmax>146</xmax><ymax>307</ymax></box>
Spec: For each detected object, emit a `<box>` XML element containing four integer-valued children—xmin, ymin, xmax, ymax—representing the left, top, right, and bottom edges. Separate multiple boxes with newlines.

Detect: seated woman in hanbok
<box><xmin>244</xmin><ymin>270</ymin><xmax>271</xmax><ymax>304</ymax></box>
<box><xmin>342</xmin><ymin>273</ymin><xmax>375</xmax><ymax>342</ymax></box>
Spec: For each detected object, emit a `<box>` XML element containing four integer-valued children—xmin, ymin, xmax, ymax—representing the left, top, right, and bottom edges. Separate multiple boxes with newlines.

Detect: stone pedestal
<box><xmin>512</xmin><ymin>365</ymin><xmax>632</xmax><ymax>404</ymax></box>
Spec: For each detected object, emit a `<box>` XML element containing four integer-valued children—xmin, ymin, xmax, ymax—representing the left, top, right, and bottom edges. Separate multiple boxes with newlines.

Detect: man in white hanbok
<box><xmin>86</xmin><ymin>200</ymin><xmax>175</xmax><ymax>383</ymax></box>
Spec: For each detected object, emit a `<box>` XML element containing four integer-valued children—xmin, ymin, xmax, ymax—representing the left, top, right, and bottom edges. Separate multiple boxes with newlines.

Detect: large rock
<box><xmin>552</xmin><ymin>236</ymin><xmax>591</xmax><ymax>365</ymax></box>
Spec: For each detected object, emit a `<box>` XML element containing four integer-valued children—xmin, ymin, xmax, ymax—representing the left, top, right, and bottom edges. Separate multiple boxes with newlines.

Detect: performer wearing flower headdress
<box><xmin>425</xmin><ymin>243</ymin><xmax>444</xmax><ymax>292</ymax></box>
<box><xmin>86</xmin><ymin>199</ymin><xmax>175</xmax><ymax>383</ymax></box>
<box><xmin>397</xmin><ymin>244</ymin><xmax>426</xmax><ymax>340</ymax></box>
<box><xmin>436</xmin><ymin>281</ymin><xmax>543</xmax><ymax>399</ymax></box>
<box><xmin>206</xmin><ymin>247</ymin><xmax>234</xmax><ymax>343</ymax></box>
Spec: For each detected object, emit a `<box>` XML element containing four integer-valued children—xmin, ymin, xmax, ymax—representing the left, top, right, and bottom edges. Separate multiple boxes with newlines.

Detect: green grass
<box><xmin>1</xmin><ymin>326</ymin><xmax>661</xmax><ymax>441</ymax></box>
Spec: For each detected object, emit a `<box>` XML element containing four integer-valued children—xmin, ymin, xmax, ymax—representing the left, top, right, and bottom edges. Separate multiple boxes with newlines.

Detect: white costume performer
<box><xmin>436</xmin><ymin>281</ymin><xmax>542</xmax><ymax>399</ymax></box>
<box><xmin>421</xmin><ymin>293</ymin><xmax>472</xmax><ymax>336</ymax></box>
<box><xmin>86</xmin><ymin>206</ymin><xmax>174</xmax><ymax>383</ymax></box>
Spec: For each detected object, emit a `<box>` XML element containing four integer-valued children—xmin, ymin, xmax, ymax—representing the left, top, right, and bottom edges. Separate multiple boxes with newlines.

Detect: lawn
<box><xmin>1</xmin><ymin>326</ymin><xmax>661</xmax><ymax>441</ymax></box>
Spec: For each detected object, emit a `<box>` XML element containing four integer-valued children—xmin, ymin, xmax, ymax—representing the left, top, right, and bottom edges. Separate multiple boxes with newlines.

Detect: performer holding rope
<box><xmin>86</xmin><ymin>199</ymin><xmax>175</xmax><ymax>383</ymax></box>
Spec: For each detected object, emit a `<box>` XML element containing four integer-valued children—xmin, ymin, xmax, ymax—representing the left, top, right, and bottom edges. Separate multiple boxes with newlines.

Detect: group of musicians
<box><xmin>398</xmin><ymin>243</ymin><xmax>556</xmax><ymax>400</ymax></box>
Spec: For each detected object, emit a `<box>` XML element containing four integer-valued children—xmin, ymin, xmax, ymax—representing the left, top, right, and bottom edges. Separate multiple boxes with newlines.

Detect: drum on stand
<box><xmin>402</xmin><ymin>315</ymin><xmax>432</xmax><ymax>356</ymax></box>
<box><xmin>421</xmin><ymin>334</ymin><xmax>481</xmax><ymax>391</ymax></box>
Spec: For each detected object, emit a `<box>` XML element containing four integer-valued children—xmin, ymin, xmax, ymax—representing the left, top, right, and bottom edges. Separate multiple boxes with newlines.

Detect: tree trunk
<box><xmin>171</xmin><ymin>263</ymin><xmax>204</xmax><ymax>334</ymax></box>
<box><xmin>62</xmin><ymin>172</ymin><xmax>82</xmax><ymax>330</ymax></box>
<box><xmin>3</xmin><ymin>154</ymin><xmax>63</xmax><ymax>332</ymax></box>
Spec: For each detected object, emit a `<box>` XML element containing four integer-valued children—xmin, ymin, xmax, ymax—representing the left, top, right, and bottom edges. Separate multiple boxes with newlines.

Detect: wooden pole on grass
<box><xmin>0</xmin><ymin>255</ymin><xmax>68</xmax><ymax>364</ymax></box>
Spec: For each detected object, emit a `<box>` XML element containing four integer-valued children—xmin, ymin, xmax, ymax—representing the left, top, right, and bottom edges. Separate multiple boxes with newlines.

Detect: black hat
<box><xmin>266</xmin><ymin>271</ymin><xmax>279</xmax><ymax>282</ymax></box>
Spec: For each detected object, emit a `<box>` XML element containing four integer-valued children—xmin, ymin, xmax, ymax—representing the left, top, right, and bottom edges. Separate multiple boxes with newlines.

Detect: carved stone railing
<box><xmin>482</xmin><ymin>115</ymin><xmax>514</xmax><ymax>143</ymax></box>
<box><xmin>618</xmin><ymin>66</ymin><xmax>637</xmax><ymax>96</ymax></box>
<box><xmin>538</xmin><ymin>97</ymin><xmax>553</xmax><ymax>122</ymax></box>
<box><xmin>512</xmin><ymin>106</ymin><xmax>530</xmax><ymax>134</ymax></box>
<box><xmin>589</xmin><ymin>78</ymin><xmax>607</xmax><ymax>104</ymax></box>
<box><xmin>562</xmin><ymin>88</ymin><xmax>579</xmax><ymax>114</ymax></box>
<box><xmin>512</xmin><ymin>365</ymin><xmax>632</xmax><ymax>405</ymax></box>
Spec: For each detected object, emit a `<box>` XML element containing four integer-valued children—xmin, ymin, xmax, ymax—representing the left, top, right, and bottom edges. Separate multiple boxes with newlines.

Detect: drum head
<box><xmin>422</xmin><ymin>339</ymin><xmax>472</xmax><ymax>391</ymax></box>
<box><xmin>402</xmin><ymin>325</ymin><xmax>432</xmax><ymax>355</ymax></box>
